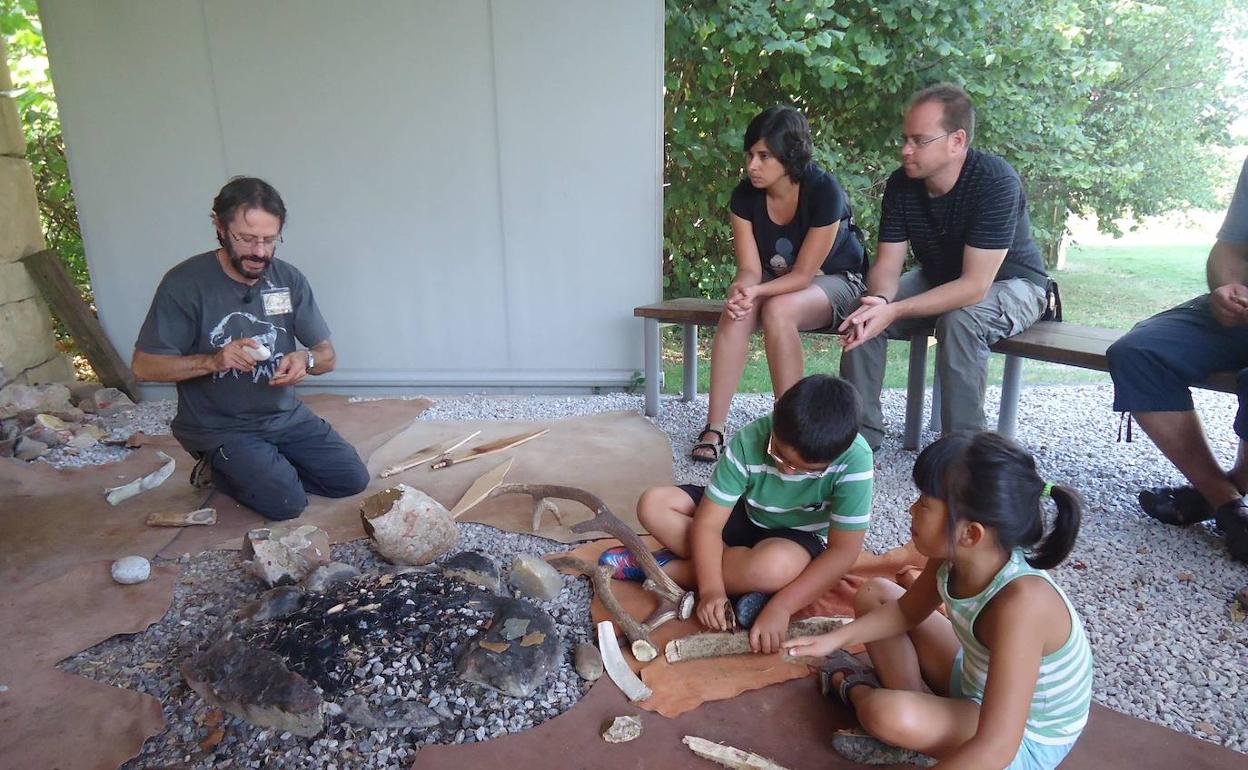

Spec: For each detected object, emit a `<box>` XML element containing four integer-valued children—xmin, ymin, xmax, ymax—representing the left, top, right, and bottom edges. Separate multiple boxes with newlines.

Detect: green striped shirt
<box><xmin>705</xmin><ymin>415</ymin><xmax>873</xmax><ymax>539</ymax></box>
<box><xmin>937</xmin><ymin>549</ymin><xmax>1093</xmax><ymax>746</ymax></box>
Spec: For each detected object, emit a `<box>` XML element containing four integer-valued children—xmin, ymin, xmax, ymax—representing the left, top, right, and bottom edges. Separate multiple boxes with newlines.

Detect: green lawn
<box><xmin>659</xmin><ymin>242</ymin><xmax>1213</xmax><ymax>394</ymax></box>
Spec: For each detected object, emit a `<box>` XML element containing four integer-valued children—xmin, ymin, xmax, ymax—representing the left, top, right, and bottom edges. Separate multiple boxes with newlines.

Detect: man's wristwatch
<box><xmin>305</xmin><ymin>350</ymin><xmax>315</xmax><ymax>373</ymax></box>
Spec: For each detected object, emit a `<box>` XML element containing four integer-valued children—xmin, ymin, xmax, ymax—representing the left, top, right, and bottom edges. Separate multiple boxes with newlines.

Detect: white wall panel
<box><xmin>39</xmin><ymin>0</ymin><xmax>661</xmax><ymax>391</ymax></box>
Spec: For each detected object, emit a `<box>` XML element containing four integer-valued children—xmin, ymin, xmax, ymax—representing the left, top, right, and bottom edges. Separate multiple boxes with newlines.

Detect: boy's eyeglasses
<box><xmin>766</xmin><ymin>434</ymin><xmax>829</xmax><ymax>478</ymax></box>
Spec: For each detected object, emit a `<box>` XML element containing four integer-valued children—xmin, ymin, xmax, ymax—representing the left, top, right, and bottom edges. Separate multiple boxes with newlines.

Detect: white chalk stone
<box><xmin>246</xmin><ymin>341</ymin><xmax>272</xmax><ymax>361</ymax></box>
<box><xmin>111</xmin><ymin>555</ymin><xmax>151</xmax><ymax>584</ymax></box>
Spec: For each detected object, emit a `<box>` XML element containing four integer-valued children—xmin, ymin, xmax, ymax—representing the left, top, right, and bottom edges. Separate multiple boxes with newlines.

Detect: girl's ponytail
<box><xmin>1027</xmin><ymin>484</ymin><xmax>1083</xmax><ymax>570</ymax></box>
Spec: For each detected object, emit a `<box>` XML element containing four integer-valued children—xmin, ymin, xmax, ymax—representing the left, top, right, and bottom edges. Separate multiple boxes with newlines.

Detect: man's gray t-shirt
<box><xmin>1218</xmin><ymin>156</ymin><xmax>1248</xmax><ymax>244</ymax></box>
<box><xmin>136</xmin><ymin>251</ymin><xmax>331</xmax><ymax>452</ymax></box>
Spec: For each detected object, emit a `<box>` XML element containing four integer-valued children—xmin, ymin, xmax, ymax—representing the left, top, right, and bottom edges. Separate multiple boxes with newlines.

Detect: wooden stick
<box><xmin>450</xmin><ymin>458</ymin><xmax>513</xmax><ymax>518</ymax></box>
<box><xmin>682</xmin><ymin>736</ymin><xmax>792</xmax><ymax>770</ymax></box>
<box><xmin>379</xmin><ymin>430</ymin><xmax>480</xmax><ymax>478</ymax></box>
<box><xmin>430</xmin><ymin>429</ymin><xmax>549</xmax><ymax>470</ymax></box>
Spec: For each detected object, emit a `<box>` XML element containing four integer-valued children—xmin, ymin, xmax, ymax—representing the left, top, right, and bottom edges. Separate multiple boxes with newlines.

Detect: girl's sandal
<box><xmin>690</xmin><ymin>425</ymin><xmax>725</xmax><ymax>463</ymax></box>
<box><xmin>818</xmin><ymin>650</ymin><xmax>881</xmax><ymax>709</ymax></box>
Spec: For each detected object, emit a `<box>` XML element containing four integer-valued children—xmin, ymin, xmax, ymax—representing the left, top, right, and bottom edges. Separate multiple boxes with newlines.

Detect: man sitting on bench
<box><xmin>1106</xmin><ymin>156</ymin><xmax>1248</xmax><ymax>565</ymax></box>
<box><xmin>838</xmin><ymin>83</ymin><xmax>1049</xmax><ymax>450</ymax></box>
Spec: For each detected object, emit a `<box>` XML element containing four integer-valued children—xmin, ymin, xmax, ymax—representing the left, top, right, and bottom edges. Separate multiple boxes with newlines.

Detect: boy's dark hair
<box><xmin>212</xmin><ymin>176</ymin><xmax>287</xmax><ymax>230</ymax></box>
<box><xmin>908</xmin><ymin>82</ymin><xmax>975</xmax><ymax>145</ymax></box>
<box><xmin>772</xmin><ymin>375</ymin><xmax>860</xmax><ymax>463</ymax></box>
<box><xmin>912</xmin><ymin>431</ymin><xmax>1081</xmax><ymax>570</ymax></box>
<box><xmin>743</xmin><ymin>106</ymin><xmax>813</xmax><ymax>182</ymax></box>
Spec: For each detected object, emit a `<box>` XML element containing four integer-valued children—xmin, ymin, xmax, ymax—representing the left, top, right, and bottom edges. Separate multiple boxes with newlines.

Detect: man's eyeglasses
<box><xmin>897</xmin><ymin>131</ymin><xmax>951</xmax><ymax>149</ymax></box>
<box><xmin>766</xmin><ymin>433</ymin><xmax>829</xmax><ymax>478</ymax></box>
<box><xmin>228</xmin><ymin>231</ymin><xmax>283</xmax><ymax>249</ymax></box>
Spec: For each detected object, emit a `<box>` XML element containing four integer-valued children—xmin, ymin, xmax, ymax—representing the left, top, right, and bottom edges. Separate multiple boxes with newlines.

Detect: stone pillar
<box><xmin>0</xmin><ymin>36</ymin><xmax>73</xmax><ymax>386</ymax></box>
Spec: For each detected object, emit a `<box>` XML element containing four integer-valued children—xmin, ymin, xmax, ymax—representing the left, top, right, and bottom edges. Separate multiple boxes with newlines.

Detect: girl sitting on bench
<box><xmin>690</xmin><ymin>106</ymin><xmax>866</xmax><ymax>462</ymax></box>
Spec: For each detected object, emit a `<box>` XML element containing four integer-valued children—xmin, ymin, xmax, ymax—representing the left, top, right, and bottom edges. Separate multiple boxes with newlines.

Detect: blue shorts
<box><xmin>949</xmin><ymin>651</ymin><xmax>1078</xmax><ymax>770</ymax></box>
<box><xmin>1107</xmin><ymin>295</ymin><xmax>1248</xmax><ymax>439</ymax></box>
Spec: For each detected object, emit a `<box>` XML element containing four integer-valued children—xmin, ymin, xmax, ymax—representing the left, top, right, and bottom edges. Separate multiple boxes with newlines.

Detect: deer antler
<box><xmin>484</xmin><ymin>483</ymin><xmax>695</xmax><ymax>662</ymax></box>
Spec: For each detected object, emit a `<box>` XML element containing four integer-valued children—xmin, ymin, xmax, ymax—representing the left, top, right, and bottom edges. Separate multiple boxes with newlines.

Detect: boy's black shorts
<box><xmin>678</xmin><ymin>484</ymin><xmax>826</xmax><ymax>561</ymax></box>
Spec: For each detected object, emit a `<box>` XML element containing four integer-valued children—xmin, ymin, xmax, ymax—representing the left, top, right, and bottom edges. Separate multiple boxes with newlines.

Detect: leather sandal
<box><xmin>1138</xmin><ymin>485</ymin><xmax>1214</xmax><ymax>526</ymax></box>
<box><xmin>690</xmin><ymin>425</ymin><xmax>725</xmax><ymax>463</ymax></box>
<box><xmin>818</xmin><ymin>650</ymin><xmax>881</xmax><ymax>710</ymax></box>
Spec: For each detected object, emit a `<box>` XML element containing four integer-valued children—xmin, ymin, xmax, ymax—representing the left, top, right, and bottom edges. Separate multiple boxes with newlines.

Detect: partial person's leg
<box><xmin>936</xmin><ymin>278</ymin><xmax>1044</xmax><ymax>433</ymax></box>
<box><xmin>699</xmin><ymin>303</ymin><xmax>763</xmax><ymax>459</ymax></box>
<box><xmin>210</xmin><ymin>434</ymin><xmax>307</xmax><ymax>520</ymax></box>
<box><xmin>719</xmin><ymin>538</ymin><xmax>812</xmax><ymax>595</ymax></box>
<box><xmin>1108</xmin><ymin>296</ymin><xmax>1248</xmax><ymax>516</ymax></box>
<box><xmin>840</xmin><ymin>271</ymin><xmax>934</xmax><ymax>449</ymax></box>
<box><xmin>852</xmin><ymin>577</ymin><xmax>961</xmax><ymax>693</ymax></box>
<box><xmin>634</xmin><ymin>485</ymin><xmax>700</xmax><ymax>586</ymax></box>
<box><xmin>761</xmin><ymin>286</ymin><xmax>835</xmax><ymax>399</ymax></box>
<box><xmin>274</xmin><ymin>417</ymin><xmax>370</xmax><ymax>499</ymax></box>
<box><xmin>761</xmin><ymin>273</ymin><xmax>863</xmax><ymax>398</ymax></box>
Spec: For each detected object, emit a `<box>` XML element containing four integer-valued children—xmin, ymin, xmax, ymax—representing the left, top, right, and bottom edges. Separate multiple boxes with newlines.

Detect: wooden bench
<box><xmin>634</xmin><ymin>299</ymin><xmax>1237</xmax><ymax>450</ymax></box>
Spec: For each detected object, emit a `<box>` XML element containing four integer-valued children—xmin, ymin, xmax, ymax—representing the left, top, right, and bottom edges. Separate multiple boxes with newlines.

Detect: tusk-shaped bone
<box><xmin>105</xmin><ymin>451</ymin><xmax>176</xmax><ymax>506</ymax></box>
<box><xmin>597</xmin><ymin>620</ymin><xmax>652</xmax><ymax>702</ymax></box>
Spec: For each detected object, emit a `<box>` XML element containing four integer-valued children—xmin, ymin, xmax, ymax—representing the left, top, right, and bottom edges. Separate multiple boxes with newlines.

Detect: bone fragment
<box><xmin>450</xmin><ymin>458</ymin><xmax>513</xmax><ymax>518</ymax></box>
<box><xmin>601</xmin><ymin>714</ymin><xmax>642</xmax><ymax>743</ymax></box>
<box><xmin>105</xmin><ymin>451</ymin><xmax>176</xmax><ymax>505</ymax></box>
<box><xmin>664</xmin><ymin>617</ymin><xmax>847</xmax><ymax>663</ymax></box>
<box><xmin>597</xmin><ymin>620</ymin><xmax>651</xmax><ymax>702</ymax></box>
<box><xmin>146</xmin><ymin>507</ymin><xmax>217</xmax><ymax>527</ymax></box>
<box><xmin>682</xmin><ymin>736</ymin><xmax>793</xmax><ymax>770</ymax></box>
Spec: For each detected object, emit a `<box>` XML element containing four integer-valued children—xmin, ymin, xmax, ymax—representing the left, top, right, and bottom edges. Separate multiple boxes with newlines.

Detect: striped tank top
<box><xmin>937</xmin><ymin>549</ymin><xmax>1093</xmax><ymax>746</ymax></box>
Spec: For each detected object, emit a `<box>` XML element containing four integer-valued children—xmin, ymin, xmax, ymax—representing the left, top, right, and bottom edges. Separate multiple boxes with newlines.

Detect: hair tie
<box><xmin>1041</xmin><ymin>482</ymin><xmax>1054</xmax><ymax>498</ymax></box>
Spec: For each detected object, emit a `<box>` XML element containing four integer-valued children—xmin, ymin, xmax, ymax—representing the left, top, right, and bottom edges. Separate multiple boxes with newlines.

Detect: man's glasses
<box><xmin>766</xmin><ymin>433</ymin><xmax>829</xmax><ymax>478</ymax></box>
<box><xmin>228</xmin><ymin>231</ymin><xmax>283</xmax><ymax>250</ymax></box>
<box><xmin>897</xmin><ymin>131</ymin><xmax>951</xmax><ymax>149</ymax></box>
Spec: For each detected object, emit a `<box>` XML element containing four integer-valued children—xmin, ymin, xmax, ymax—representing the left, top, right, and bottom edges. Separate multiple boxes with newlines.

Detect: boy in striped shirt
<box><xmin>603</xmin><ymin>375</ymin><xmax>873</xmax><ymax>654</ymax></box>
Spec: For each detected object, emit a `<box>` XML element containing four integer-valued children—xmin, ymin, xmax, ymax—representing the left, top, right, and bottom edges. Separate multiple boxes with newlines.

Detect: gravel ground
<box><xmin>49</xmin><ymin>383</ymin><xmax>1248</xmax><ymax>762</ymax></box>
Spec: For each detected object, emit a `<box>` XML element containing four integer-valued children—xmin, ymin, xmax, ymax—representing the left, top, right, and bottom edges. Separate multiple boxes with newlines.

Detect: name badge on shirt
<box><xmin>261</xmin><ymin>288</ymin><xmax>293</xmax><ymax>317</ymax></box>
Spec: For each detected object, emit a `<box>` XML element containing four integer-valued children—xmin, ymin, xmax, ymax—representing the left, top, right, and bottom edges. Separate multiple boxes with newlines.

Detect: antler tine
<box><xmin>483</xmin><ymin>483</ymin><xmax>688</xmax><ymax>602</ymax></box>
<box><xmin>548</xmin><ymin>555</ymin><xmax>659</xmax><ymax>662</ymax></box>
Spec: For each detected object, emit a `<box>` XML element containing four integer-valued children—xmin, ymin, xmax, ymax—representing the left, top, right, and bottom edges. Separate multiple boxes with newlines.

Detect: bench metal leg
<box><xmin>998</xmin><ymin>354</ymin><xmax>1023</xmax><ymax>438</ymax></box>
<box><xmin>644</xmin><ymin>318</ymin><xmax>660</xmax><ymax>417</ymax></box>
<box><xmin>903</xmin><ymin>334</ymin><xmax>929</xmax><ymax>451</ymax></box>
<box><xmin>930</xmin><ymin>362</ymin><xmax>942</xmax><ymax>435</ymax></box>
<box><xmin>682</xmin><ymin>323</ymin><xmax>697</xmax><ymax>402</ymax></box>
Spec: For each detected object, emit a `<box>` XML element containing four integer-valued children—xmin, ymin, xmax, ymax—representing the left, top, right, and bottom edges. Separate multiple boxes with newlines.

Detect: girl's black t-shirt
<box><xmin>730</xmin><ymin>163</ymin><xmax>866</xmax><ymax>279</ymax></box>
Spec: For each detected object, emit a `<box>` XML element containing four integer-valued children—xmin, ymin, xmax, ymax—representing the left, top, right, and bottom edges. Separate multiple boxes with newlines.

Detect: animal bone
<box><xmin>597</xmin><ymin>621</ymin><xmax>651</xmax><ymax>702</ymax></box>
<box><xmin>145</xmin><ymin>507</ymin><xmax>217</xmax><ymax>527</ymax></box>
<box><xmin>105</xmin><ymin>451</ymin><xmax>176</xmax><ymax>505</ymax></box>
<box><xmin>682</xmin><ymin>736</ymin><xmax>792</xmax><ymax>770</ymax></box>
<box><xmin>548</xmin><ymin>555</ymin><xmax>659</xmax><ymax>662</ymax></box>
<box><xmin>531</xmin><ymin>497</ymin><xmax>562</xmax><ymax>532</ymax></box>
<box><xmin>664</xmin><ymin>617</ymin><xmax>847</xmax><ymax>663</ymax></box>
<box><xmin>483</xmin><ymin>482</ymin><xmax>694</xmax><ymax>657</ymax></box>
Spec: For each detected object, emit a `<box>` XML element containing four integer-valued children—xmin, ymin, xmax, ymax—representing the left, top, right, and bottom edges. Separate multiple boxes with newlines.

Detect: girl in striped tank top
<box><xmin>785</xmin><ymin>431</ymin><xmax>1092</xmax><ymax>769</ymax></box>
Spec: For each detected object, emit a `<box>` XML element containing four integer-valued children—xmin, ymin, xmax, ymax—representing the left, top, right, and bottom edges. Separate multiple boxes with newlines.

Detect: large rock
<box><xmin>574</xmin><ymin>641</ymin><xmax>604</xmax><ymax>682</ymax></box>
<box><xmin>0</xmin><ymin>156</ymin><xmax>45</xmax><ymax>263</ymax></box>
<box><xmin>242</xmin><ymin>524</ymin><xmax>332</xmax><ymax>587</ymax></box>
<box><xmin>455</xmin><ymin>597</ymin><xmax>560</xmax><ymax>698</ymax></box>
<box><xmin>508</xmin><ymin>554</ymin><xmax>563</xmax><ymax>601</ymax></box>
<box><xmin>442</xmin><ymin>551</ymin><xmax>501</xmax><ymax>594</ymax></box>
<box><xmin>181</xmin><ymin>635</ymin><xmax>324</xmax><ymax>737</ymax></box>
<box><xmin>0</xmin><ymin>383</ymin><xmax>72</xmax><ymax>420</ymax></box>
<box><xmin>359</xmin><ymin>484</ymin><xmax>456</xmax><ymax>566</ymax></box>
<box><xmin>84</xmin><ymin>387</ymin><xmax>136</xmax><ymax>416</ymax></box>
<box><xmin>13</xmin><ymin>436</ymin><xmax>47</xmax><ymax>460</ymax></box>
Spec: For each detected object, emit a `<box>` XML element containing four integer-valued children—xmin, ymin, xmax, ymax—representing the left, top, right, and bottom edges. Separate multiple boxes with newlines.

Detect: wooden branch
<box><xmin>664</xmin><ymin>617</ymin><xmax>847</xmax><ymax>663</ymax></box>
<box><xmin>20</xmin><ymin>249</ymin><xmax>139</xmax><ymax>399</ymax></box>
<box><xmin>682</xmin><ymin>736</ymin><xmax>792</xmax><ymax>770</ymax></box>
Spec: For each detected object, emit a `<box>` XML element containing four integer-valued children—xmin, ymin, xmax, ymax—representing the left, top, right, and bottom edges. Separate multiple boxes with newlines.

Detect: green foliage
<box><xmin>2</xmin><ymin>0</ymin><xmax>88</xmax><ymax>297</ymax></box>
<box><xmin>664</xmin><ymin>0</ymin><xmax>1245</xmax><ymax>297</ymax></box>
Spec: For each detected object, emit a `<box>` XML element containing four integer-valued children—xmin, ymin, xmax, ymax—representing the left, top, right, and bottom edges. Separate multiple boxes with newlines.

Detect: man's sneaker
<box><xmin>732</xmin><ymin>591</ymin><xmax>772</xmax><ymax>629</ymax></box>
<box><xmin>1138</xmin><ymin>485</ymin><xmax>1213</xmax><ymax>526</ymax></box>
<box><xmin>1214</xmin><ymin>498</ymin><xmax>1248</xmax><ymax>563</ymax></box>
<box><xmin>189</xmin><ymin>453</ymin><xmax>213</xmax><ymax>490</ymax></box>
<box><xmin>597</xmin><ymin>546</ymin><xmax>675</xmax><ymax>581</ymax></box>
